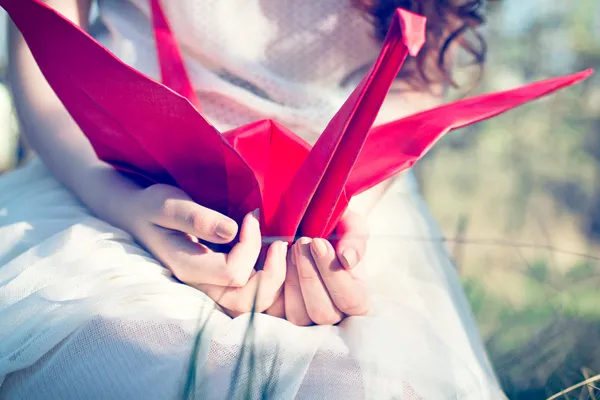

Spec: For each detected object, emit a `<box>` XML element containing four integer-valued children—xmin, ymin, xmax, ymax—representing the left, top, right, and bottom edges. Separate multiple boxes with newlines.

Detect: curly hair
<box><xmin>357</xmin><ymin>0</ymin><xmax>489</xmax><ymax>89</ymax></box>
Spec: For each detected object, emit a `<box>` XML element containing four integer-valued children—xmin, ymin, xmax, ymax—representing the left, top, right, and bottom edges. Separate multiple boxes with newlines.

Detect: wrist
<box><xmin>70</xmin><ymin>162</ymin><xmax>144</xmax><ymax>232</ymax></box>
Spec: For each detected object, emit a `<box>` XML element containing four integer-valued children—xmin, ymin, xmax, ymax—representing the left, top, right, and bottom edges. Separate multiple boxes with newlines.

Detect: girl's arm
<box><xmin>7</xmin><ymin>0</ymin><xmax>284</xmax><ymax>316</ymax></box>
<box><xmin>7</xmin><ymin>0</ymin><xmax>137</xmax><ymax>229</ymax></box>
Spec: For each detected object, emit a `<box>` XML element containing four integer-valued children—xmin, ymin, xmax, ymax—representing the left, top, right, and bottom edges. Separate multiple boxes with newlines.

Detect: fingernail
<box><xmin>340</xmin><ymin>248</ymin><xmax>358</xmax><ymax>269</ymax></box>
<box><xmin>278</xmin><ymin>241</ymin><xmax>289</xmax><ymax>256</ymax></box>
<box><xmin>215</xmin><ymin>218</ymin><xmax>238</xmax><ymax>239</ymax></box>
<box><xmin>251</xmin><ymin>208</ymin><xmax>260</xmax><ymax>220</ymax></box>
<box><xmin>311</xmin><ymin>238</ymin><xmax>328</xmax><ymax>258</ymax></box>
<box><xmin>297</xmin><ymin>238</ymin><xmax>312</xmax><ymax>261</ymax></box>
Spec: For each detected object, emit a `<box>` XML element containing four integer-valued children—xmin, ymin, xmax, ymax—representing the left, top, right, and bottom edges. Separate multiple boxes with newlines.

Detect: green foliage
<box><xmin>417</xmin><ymin>2</ymin><xmax>600</xmax><ymax>394</ymax></box>
<box><xmin>461</xmin><ymin>255</ymin><xmax>600</xmax><ymax>397</ymax></box>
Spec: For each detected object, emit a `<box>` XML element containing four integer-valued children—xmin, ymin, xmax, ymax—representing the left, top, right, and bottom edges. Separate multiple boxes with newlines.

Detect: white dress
<box><xmin>0</xmin><ymin>1</ymin><xmax>506</xmax><ymax>398</ymax></box>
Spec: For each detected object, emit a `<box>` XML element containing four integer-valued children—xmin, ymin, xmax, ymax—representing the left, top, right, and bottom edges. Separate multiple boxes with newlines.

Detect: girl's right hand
<box><xmin>122</xmin><ymin>183</ymin><xmax>288</xmax><ymax>317</ymax></box>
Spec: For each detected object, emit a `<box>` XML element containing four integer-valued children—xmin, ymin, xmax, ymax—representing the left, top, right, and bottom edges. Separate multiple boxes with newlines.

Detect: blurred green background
<box><xmin>0</xmin><ymin>1</ymin><xmax>598</xmax><ymax>399</ymax></box>
<box><xmin>414</xmin><ymin>0</ymin><xmax>600</xmax><ymax>398</ymax></box>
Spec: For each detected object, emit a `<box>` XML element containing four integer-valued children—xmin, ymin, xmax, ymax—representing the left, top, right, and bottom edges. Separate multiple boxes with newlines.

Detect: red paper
<box><xmin>149</xmin><ymin>0</ymin><xmax>201</xmax><ymax>111</ymax></box>
<box><xmin>3</xmin><ymin>0</ymin><xmax>592</xmax><ymax>241</ymax></box>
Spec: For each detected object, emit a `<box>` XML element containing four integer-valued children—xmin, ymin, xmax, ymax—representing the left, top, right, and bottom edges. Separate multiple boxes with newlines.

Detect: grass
<box><xmin>412</xmin><ymin>81</ymin><xmax>600</xmax><ymax>397</ymax></box>
<box><xmin>462</xmin><ymin>257</ymin><xmax>600</xmax><ymax>399</ymax></box>
<box><xmin>182</xmin><ymin>281</ymin><xmax>280</xmax><ymax>400</ymax></box>
<box><xmin>547</xmin><ymin>373</ymin><xmax>600</xmax><ymax>400</ymax></box>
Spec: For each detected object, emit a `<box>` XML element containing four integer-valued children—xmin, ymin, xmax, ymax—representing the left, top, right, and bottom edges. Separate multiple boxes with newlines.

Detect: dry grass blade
<box><xmin>227</xmin><ymin>279</ymin><xmax>261</xmax><ymax>400</ymax></box>
<box><xmin>547</xmin><ymin>373</ymin><xmax>600</xmax><ymax>400</ymax></box>
<box><xmin>182</xmin><ymin>276</ymin><xmax>246</xmax><ymax>399</ymax></box>
<box><xmin>582</xmin><ymin>368</ymin><xmax>599</xmax><ymax>400</ymax></box>
<box><xmin>181</xmin><ymin>302</ymin><xmax>216</xmax><ymax>400</ymax></box>
<box><xmin>260</xmin><ymin>344</ymin><xmax>280</xmax><ymax>399</ymax></box>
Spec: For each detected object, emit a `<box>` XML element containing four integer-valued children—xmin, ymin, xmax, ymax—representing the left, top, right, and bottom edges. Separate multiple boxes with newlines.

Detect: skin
<box><xmin>8</xmin><ymin>0</ymin><xmax>440</xmax><ymax>324</ymax></box>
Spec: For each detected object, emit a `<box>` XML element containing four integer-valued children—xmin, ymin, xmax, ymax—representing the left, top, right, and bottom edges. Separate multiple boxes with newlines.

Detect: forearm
<box><xmin>8</xmin><ymin>1</ymin><xmax>94</xmax><ymax>171</ymax></box>
<box><xmin>7</xmin><ymin>0</ymin><xmax>140</xmax><ymax>229</ymax></box>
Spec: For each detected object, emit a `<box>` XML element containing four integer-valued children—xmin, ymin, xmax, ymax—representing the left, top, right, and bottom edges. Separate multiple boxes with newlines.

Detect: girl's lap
<box><xmin>0</xmin><ymin>159</ymin><xmax>505</xmax><ymax>399</ymax></box>
<box><xmin>0</xmin><ymin>160</ymin><xmax>357</xmax><ymax>398</ymax></box>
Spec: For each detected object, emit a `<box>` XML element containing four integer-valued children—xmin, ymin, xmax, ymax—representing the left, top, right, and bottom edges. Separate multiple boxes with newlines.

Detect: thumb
<box><xmin>334</xmin><ymin>210</ymin><xmax>369</xmax><ymax>269</ymax></box>
<box><xmin>144</xmin><ymin>184</ymin><xmax>239</xmax><ymax>244</ymax></box>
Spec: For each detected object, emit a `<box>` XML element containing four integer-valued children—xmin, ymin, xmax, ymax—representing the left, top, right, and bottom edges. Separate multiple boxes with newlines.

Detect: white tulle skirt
<box><xmin>0</xmin><ymin>158</ymin><xmax>506</xmax><ymax>399</ymax></box>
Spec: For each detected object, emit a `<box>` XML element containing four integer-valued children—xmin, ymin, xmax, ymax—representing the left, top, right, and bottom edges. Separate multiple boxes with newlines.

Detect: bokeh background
<box><xmin>417</xmin><ymin>1</ymin><xmax>600</xmax><ymax>398</ymax></box>
<box><xmin>0</xmin><ymin>1</ymin><xmax>598</xmax><ymax>399</ymax></box>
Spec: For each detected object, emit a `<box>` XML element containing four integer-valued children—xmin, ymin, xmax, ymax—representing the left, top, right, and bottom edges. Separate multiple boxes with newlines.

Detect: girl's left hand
<box><xmin>266</xmin><ymin>210</ymin><xmax>371</xmax><ymax>325</ymax></box>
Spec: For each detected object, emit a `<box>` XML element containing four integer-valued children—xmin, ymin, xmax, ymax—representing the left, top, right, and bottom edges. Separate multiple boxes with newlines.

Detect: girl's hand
<box><xmin>123</xmin><ymin>184</ymin><xmax>287</xmax><ymax>316</ymax></box>
<box><xmin>268</xmin><ymin>211</ymin><xmax>371</xmax><ymax>325</ymax></box>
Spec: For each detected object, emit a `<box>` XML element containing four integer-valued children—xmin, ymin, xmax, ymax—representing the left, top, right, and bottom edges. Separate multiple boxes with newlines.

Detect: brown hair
<box><xmin>357</xmin><ymin>0</ymin><xmax>489</xmax><ymax>90</ymax></box>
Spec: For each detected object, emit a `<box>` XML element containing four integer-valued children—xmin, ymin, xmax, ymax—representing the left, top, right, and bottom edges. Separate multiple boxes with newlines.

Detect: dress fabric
<box><xmin>0</xmin><ymin>1</ymin><xmax>505</xmax><ymax>398</ymax></box>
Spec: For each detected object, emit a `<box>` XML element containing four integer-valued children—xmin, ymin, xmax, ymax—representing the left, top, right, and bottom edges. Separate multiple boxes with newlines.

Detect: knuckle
<box><xmin>308</xmin><ymin>308</ymin><xmax>340</xmax><ymax>326</ymax></box>
<box><xmin>287</xmin><ymin>313</ymin><xmax>312</xmax><ymax>326</ymax></box>
<box><xmin>256</xmin><ymin>285</ymin><xmax>283</xmax><ymax>312</ymax></box>
<box><xmin>222</xmin><ymin>266</ymin><xmax>251</xmax><ymax>288</ymax></box>
<box><xmin>296</xmin><ymin>265</ymin><xmax>316</xmax><ymax>281</ymax></box>
<box><xmin>146</xmin><ymin>184</ymin><xmax>178</xmax><ymax>205</ymax></box>
<box><xmin>156</xmin><ymin>195</ymin><xmax>177</xmax><ymax>219</ymax></box>
<box><xmin>337</xmin><ymin>295</ymin><xmax>370</xmax><ymax>316</ymax></box>
<box><xmin>185</xmin><ymin>211</ymin><xmax>208</xmax><ymax>234</ymax></box>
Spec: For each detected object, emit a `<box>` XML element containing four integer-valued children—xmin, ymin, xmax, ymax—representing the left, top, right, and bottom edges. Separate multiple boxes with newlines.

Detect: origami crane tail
<box><xmin>150</xmin><ymin>0</ymin><xmax>201</xmax><ymax>111</ymax></box>
<box><xmin>3</xmin><ymin>0</ymin><xmax>261</xmax><ymax>222</ymax></box>
<box><xmin>225</xmin><ymin>121</ymin><xmax>312</xmax><ymax>236</ymax></box>
<box><xmin>276</xmin><ymin>9</ymin><xmax>427</xmax><ymax>239</ymax></box>
<box><xmin>346</xmin><ymin>68</ymin><xmax>594</xmax><ymax>197</ymax></box>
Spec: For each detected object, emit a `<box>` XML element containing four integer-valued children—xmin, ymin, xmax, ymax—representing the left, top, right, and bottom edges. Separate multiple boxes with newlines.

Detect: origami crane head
<box><xmin>3</xmin><ymin>0</ymin><xmax>592</xmax><ymax>241</ymax></box>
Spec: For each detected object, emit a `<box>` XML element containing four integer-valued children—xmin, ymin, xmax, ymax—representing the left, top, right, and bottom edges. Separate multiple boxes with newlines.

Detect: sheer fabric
<box><xmin>0</xmin><ymin>1</ymin><xmax>505</xmax><ymax>398</ymax></box>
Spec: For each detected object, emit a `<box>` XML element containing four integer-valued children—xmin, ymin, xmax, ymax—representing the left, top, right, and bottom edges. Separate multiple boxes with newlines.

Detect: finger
<box><xmin>334</xmin><ymin>211</ymin><xmax>369</xmax><ymax>270</ymax></box>
<box><xmin>217</xmin><ymin>269</ymin><xmax>258</xmax><ymax>319</ymax></box>
<box><xmin>146</xmin><ymin>211</ymin><xmax>261</xmax><ymax>287</ymax></box>
<box><xmin>146</xmin><ymin>185</ymin><xmax>239</xmax><ymax>243</ymax></box>
<box><xmin>265</xmin><ymin>292</ymin><xmax>285</xmax><ymax>318</ymax></box>
<box><xmin>311</xmin><ymin>238</ymin><xmax>370</xmax><ymax>316</ymax></box>
<box><xmin>284</xmin><ymin>241</ymin><xmax>313</xmax><ymax>326</ymax></box>
<box><xmin>196</xmin><ymin>241</ymin><xmax>288</xmax><ymax>314</ymax></box>
<box><xmin>295</xmin><ymin>238</ymin><xmax>343</xmax><ymax>325</ymax></box>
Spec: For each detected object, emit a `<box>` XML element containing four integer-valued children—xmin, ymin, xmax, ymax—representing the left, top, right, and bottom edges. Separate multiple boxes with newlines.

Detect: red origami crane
<box><xmin>2</xmin><ymin>0</ymin><xmax>592</xmax><ymax>241</ymax></box>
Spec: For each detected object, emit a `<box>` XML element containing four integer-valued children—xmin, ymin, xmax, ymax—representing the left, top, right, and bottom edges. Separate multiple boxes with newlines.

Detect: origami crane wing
<box><xmin>346</xmin><ymin>69</ymin><xmax>593</xmax><ymax>199</ymax></box>
<box><xmin>1</xmin><ymin>0</ymin><xmax>261</xmax><ymax>222</ymax></box>
<box><xmin>303</xmin><ymin>67</ymin><xmax>592</xmax><ymax>238</ymax></box>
